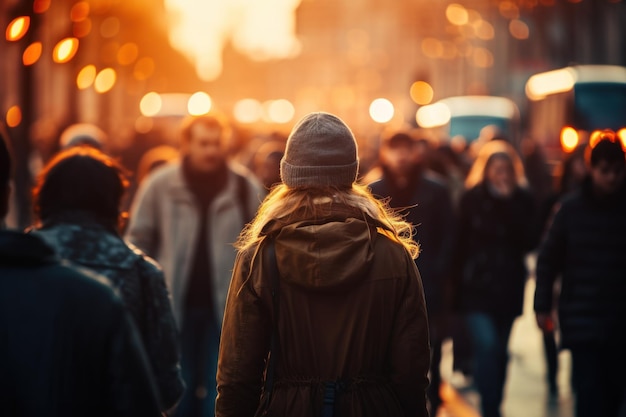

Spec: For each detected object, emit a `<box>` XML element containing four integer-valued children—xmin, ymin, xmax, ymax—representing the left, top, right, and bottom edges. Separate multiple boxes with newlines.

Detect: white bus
<box><xmin>525</xmin><ymin>65</ymin><xmax>626</xmax><ymax>164</ymax></box>
<box><xmin>416</xmin><ymin>95</ymin><xmax>521</xmax><ymax>146</ymax></box>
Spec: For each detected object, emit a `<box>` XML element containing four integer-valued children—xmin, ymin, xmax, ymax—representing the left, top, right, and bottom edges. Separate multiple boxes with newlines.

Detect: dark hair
<box><xmin>0</xmin><ymin>124</ymin><xmax>12</xmax><ymax>220</ymax></box>
<box><xmin>180</xmin><ymin>114</ymin><xmax>229</xmax><ymax>144</ymax></box>
<box><xmin>33</xmin><ymin>146</ymin><xmax>128</xmax><ymax>224</ymax></box>
<box><xmin>586</xmin><ymin>131</ymin><xmax>625</xmax><ymax>168</ymax></box>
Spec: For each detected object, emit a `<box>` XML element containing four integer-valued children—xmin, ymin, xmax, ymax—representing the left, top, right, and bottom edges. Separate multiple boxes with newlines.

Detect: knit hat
<box><xmin>280</xmin><ymin>112</ymin><xmax>359</xmax><ymax>188</ymax></box>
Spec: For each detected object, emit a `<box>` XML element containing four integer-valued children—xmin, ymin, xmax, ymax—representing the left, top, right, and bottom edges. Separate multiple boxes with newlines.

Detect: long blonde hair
<box><xmin>464</xmin><ymin>139</ymin><xmax>528</xmax><ymax>189</ymax></box>
<box><xmin>235</xmin><ymin>183</ymin><xmax>420</xmax><ymax>259</ymax></box>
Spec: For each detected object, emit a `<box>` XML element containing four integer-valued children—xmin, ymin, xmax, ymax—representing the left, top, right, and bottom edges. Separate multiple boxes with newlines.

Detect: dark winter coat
<box><xmin>33</xmin><ymin>213</ymin><xmax>184</xmax><ymax>410</ymax></box>
<box><xmin>534</xmin><ymin>179</ymin><xmax>626</xmax><ymax>348</ymax></box>
<box><xmin>0</xmin><ymin>230</ymin><xmax>161</xmax><ymax>416</ymax></box>
<box><xmin>453</xmin><ymin>183</ymin><xmax>536</xmax><ymax>318</ymax></box>
<box><xmin>216</xmin><ymin>204</ymin><xmax>430</xmax><ymax>417</ymax></box>
<box><xmin>369</xmin><ymin>171</ymin><xmax>455</xmax><ymax>316</ymax></box>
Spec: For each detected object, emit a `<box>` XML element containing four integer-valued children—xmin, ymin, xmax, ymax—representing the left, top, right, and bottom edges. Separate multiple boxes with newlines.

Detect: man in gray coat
<box><xmin>126</xmin><ymin>114</ymin><xmax>265</xmax><ymax>417</ymax></box>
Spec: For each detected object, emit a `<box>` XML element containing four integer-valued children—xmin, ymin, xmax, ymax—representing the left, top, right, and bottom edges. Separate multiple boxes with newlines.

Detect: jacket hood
<box><xmin>265</xmin><ymin>204</ymin><xmax>379</xmax><ymax>293</ymax></box>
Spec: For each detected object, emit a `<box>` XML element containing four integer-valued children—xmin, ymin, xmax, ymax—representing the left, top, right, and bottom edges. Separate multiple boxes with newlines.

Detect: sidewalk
<box><xmin>437</xmin><ymin>270</ymin><xmax>575</xmax><ymax>417</ymax></box>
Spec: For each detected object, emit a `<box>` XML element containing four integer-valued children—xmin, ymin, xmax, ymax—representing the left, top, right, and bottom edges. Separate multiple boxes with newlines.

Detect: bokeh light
<box><xmin>410</xmin><ymin>81</ymin><xmax>434</xmax><ymax>105</ymax></box>
<box><xmin>369</xmin><ymin>98</ymin><xmax>394</xmax><ymax>124</ymax></box>
<box><xmin>70</xmin><ymin>2</ymin><xmax>90</xmax><ymax>22</ymax></box>
<box><xmin>416</xmin><ymin>103</ymin><xmax>451</xmax><ymax>128</ymax></box>
<box><xmin>262</xmin><ymin>99</ymin><xmax>295</xmax><ymax>124</ymax></box>
<box><xmin>22</xmin><ymin>42</ymin><xmax>43</xmax><ymax>66</ymax></box>
<box><xmin>134</xmin><ymin>57</ymin><xmax>155</xmax><ymax>80</ymax></box>
<box><xmin>233</xmin><ymin>99</ymin><xmax>262</xmax><ymax>124</ymax></box>
<box><xmin>499</xmin><ymin>1</ymin><xmax>520</xmax><ymax>19</ymax></box>
<box><xmin>140</xmin><ymin>92</ymin><xmax>162</xmax><ymax>117</ymax></box>
<box><xmin>6</xmin><ymin>16</ymin><xmax>30</xmax><ymax>42</ymax></box>
<box><xmin>187</xmin><ymin>92</ymin><xmax>212</xmax><ymax>115</ymax></box>
<box><xmin>509</xmin><ymin>19</ymin><xmax>530</xmax><ymax>40</ymax></box>
<box><xmin>94</xmin><ymin>68</ymin><xmax>116</xmax><ymax>93</ymax></box>
<box><xmin>6</xmin><ymin>106</ymin><xmax>22</xmax><ymax>128</ymax></box>
<box><xmin>422</xmin><ymin>38</ymin><xmax>443</xmax><ymax>59</ymax></box>
<box><xmin>475</xmin><ymin>20</ymin><xmax>495</xmax><ymax>40</ymax></box>
<box><xmin>117</xmin><ymin>43</ymin><xmax>139</xmax><ymax>66</ymax></box>
<box><xmin>53</xmin><ymin>38</ymin><xmax>79</xmax><ymax>63</ymax></box>
<box><xmin>33</xmin><ymin>0</ymin><xmax>51</xmax><ymax>13</ymax></box>
<box><xmin>446</xmin><ymin>4</ymin><xmax>469</xmax><ymax>26</ymax></box>
<box><xmin>472</xmin><ymin>47</ymin><xmax>494</xmax><ymax>68</ymax></box>
<box><xmin>560</xmin><ymin>127</ymin><xmax>579</xmax><ymax>152</ymax></box>
<box><xmin>100</xmin><ymin>17</ymin><xmax>120</xmax><ymax>38</ymax></box>
<box><xmin>73</xmin><ymin>18</ymin><xmax>92</xmax><ymax>38</ymax></box>
<box><xmin>76</xmin><ymin>65</ymin><xmax>97</xmax><ymax>89</ymax></box>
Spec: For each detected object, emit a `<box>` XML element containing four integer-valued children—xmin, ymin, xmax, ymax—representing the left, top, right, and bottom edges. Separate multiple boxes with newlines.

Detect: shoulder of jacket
<box><xmin>142</xmin><ymin>160</ymin><xmax>182</xmax><ymax>187</ymax></box>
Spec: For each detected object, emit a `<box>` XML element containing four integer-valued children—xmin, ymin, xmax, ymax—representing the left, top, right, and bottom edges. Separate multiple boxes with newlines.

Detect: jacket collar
<box><xmin>0</xmin><ymin>230</ymin><xmax>58</xmax><ymax>266</ymax></box>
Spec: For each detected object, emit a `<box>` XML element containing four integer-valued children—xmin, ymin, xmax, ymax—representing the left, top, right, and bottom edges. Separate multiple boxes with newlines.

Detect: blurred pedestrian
<box><xmin>126</xmin><ymin>114</ymin><xmax>265</xmax><ymax>417</ymax></box>
<box><xmin>252</xmin><ymin>139</ymin><xmax>285</xmax><ymax>190</ymax></box>
<box><xmin>535</xmin><ymin>142</ymin><xmax>588</xmax><ymax>398</ymax></box>
<box><xmin>534</xmin><ymin>130</ymin><xmax>626</xmax><ymax>417</ymax></box>
<box><xmin>30</xmin><ymin>146</ymin><xmax>184</xmax><ymax>414</ymax></box>
<box><xmin>452</xmin><ymin>140</ymin><xmax>536</xmax><ymax>417</ymax></box>
<box><xmin>0</xmin><ymin>125</ymin><xmax>162</xmax><ymax>416</ymax></box>
<box><xmin>368</xmin><ymin>130</ymin><xmax>454</xmax><ymax>415</ymax></box>
<box><xmin>216</xmin><ymin>112</ymin><xmax>430</xmax><ymax>417</ymax></box>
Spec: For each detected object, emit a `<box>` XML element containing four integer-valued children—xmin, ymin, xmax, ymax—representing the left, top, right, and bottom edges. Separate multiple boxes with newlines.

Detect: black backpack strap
<box><xmin>260</xmin><ymin>238</ymin><xmax>280</xmax><ymax>412</ymax></box>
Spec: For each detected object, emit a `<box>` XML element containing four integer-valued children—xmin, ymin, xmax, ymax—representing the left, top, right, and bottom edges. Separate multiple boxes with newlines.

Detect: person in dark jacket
<box><xmin>0</xmin><ymin>124</ymin><xmax>161</xmax><ymax>417</ymax></box>
<box><xmin>453</xmin><ymin>140</ymin><xmax>536</xmax><ymax>417</ymax></box>
<box><xmin>30</xmin><ymin>145</ymin><xmax>184</xmax><ymax>413</ymax></box>
<box><xmin>368</xmin><ymin>130</ymin><xmax>454</xmax><ymax>415</ymax></box>
<box><xmin>216</xmin><ymin>112</ymin><xmax>430</xmax><ymax>417</ymax></box>
<box><xmin>534</xmin><ymin>131</ymin><xmax>626</xmax><ymax>417</ymax></box>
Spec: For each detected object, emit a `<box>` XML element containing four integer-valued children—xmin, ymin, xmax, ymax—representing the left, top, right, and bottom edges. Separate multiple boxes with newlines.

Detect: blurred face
<box><xmin>183</xmin><ymin>123</ymin><xmax>226</xmax><ymax>173</ymax></box>
<box><xmin>485</xmin><ymin>156</ymin><xmax>515</xmax><ymax>196</ymax></box>
<box><xmin>382</xmin><ymin>140</ymin><xmax>428</xmax><ymax>178</ymax></box>
<box><xmin>590</xmin><ymin>160</ymin><xmax>625</xmax><ymax>196</ymax></box>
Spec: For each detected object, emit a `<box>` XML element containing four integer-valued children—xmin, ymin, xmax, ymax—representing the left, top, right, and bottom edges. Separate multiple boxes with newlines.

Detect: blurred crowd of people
<box><xmin>0</xmin><ymin>108</ymin><xmax>625</xmax><ymax>417</ymax></box>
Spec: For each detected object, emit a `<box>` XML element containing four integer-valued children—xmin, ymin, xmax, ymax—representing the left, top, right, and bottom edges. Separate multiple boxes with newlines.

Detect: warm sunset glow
<box><xmin>561</xmin><ymin>127</ymin><xmax>579</xmax><ymax>152</ymax></box>
<box><xmin>446</xmin><ymin>4</ymin><xmax>469</xmax><ymax>26</ymax></box>
<box><xmin>53</xmin><ymin>38</ymin><xmax>79</xmax><ymax>63</ymax></box>
<box><xmin>23</xmin><ymin>42</ymin><xmax>43</xmax><ymax>66</ymax></box>
<box><xmin>233</xmin><ymin>99</ymin><xmax>262</xmax><ymax>123</ymax></box>
<box><xmin>416</xmin><ymin>103</ymin><xmax>451</xmax><ymax>128</ymax></box>
<box><xmin>369</xmin><ymin>98</ymin><xmax>394</xmax><ymax>124</ymax></box>
<box><xmin>410</xmin><ymin>81</ymin><xmax>434</xmax><ymax>105</ymax></box>
<box><xmin>140</xmin><ymin>92</ymin><xmax>162</xmax><ymax>117</ymax></box>
<box><xmin>6</xmin><ymin>16</ymin><xmax>30</xmax><ymax>42</ymax></box>
<box><xmin>6</xmin><ymin>105</ymin><xmax>22</xmax><ymax>128</ymax></box>
<box><xmin>94</xmin><ymin>68</ymin><xmax>116</xmax><ymax>93</ymax></box>
<box><xmin>76</xmin><ymin>65</ymin><xmax>97</xmax><ymax>89</ymax></box>
<box><xmin>164</xmin><ymin>0</ymin><xmax>302</xmax><ymax>81</ymax></box>
<box><xmin>187</xmin><ymin>92</ymin><xmax>212</xmax><ymax>116</ymax></box>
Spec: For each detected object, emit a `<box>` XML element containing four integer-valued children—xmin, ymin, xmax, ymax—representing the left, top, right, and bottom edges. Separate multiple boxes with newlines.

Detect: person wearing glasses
<box><xmin>534</xmin><ymin>130</ymin><xmax>626</xmax><ymax>417</ymax></box>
